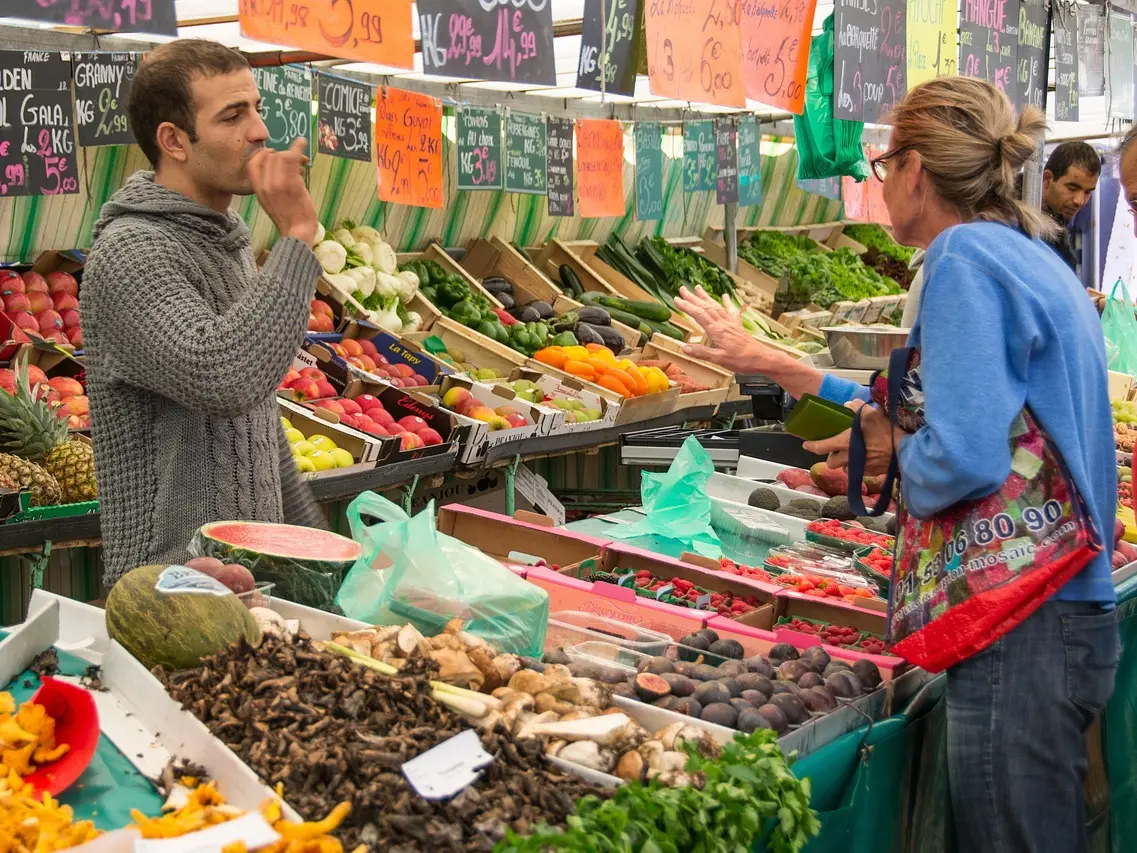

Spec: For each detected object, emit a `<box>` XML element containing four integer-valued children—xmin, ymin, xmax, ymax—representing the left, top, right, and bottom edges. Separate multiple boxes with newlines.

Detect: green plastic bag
<box><xmin>794</xmin><ymin>14</ymin><xmax>870</xmax><ymax>182</ymax></box>
<box><xmin>335</xmin><ymin>492</ymin><xmax>549</xmax><ymax>656</ymax></box>
<box><xmin>1101</xmin><ymin>278</ymin><xmax>1137</xmax><ymax>376</ymax></box>
<box><xmin>607</xmin><ymin>436</ymin><xmax>722</xmax><ymax>557</ymax></box>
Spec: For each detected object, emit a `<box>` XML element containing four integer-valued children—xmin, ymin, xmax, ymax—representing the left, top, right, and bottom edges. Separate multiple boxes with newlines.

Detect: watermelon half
<box><xmin>194</xmin><ymin>521</ymin><xmax>363</xmax><ymax>610</ymax></box>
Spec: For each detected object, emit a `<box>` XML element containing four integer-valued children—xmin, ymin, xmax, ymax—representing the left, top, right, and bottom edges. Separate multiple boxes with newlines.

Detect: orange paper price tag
<box><xmin>375</xmin><ymin>87</ymin><xmax>443</xmax><ymax>210</ymax></box>
<box><xmin>842</xmin><ymin>175</ymin><xmax>868</xmax><ymax>221</ymax></box>
<box><xmin>645</xmin><ymin>0</ymin><xmax>746</xmax><ymax>107</ymax></box>
<box><xmin>239</xmin><ymin>0</ymin><xmax>414</xmax><ymax>68</ymax></box>
<box><xmin>740</xmin><ymin>0</ymin><xmax>817</xmax><ymax>114</ymax></box>
<box><xmin>576</xmin><ymin>120</ymin><xmax>626</xmax><ymax>218</ymax></box>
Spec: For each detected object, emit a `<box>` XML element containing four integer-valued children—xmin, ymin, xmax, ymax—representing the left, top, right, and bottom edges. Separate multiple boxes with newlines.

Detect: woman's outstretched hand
<box><xmin>677</xmin><ymin>285</ymin><xmax>786</xmax><ymax>376</ymax></box>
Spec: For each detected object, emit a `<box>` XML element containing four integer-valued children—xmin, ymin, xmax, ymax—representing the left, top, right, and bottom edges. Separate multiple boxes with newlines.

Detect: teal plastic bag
<box><xmin>1102</xmin><ymin>278</ymin><xmax>1137</xmax><ymax>376</ymax></box>
<box><xmin>335</xmin><ymin>492</ymin><xmax>549</xmax><ymax>656</ymax></box>
<box><xmin>607</xmin><ymin>436</ymin><xmax>722</xmax><ymax>557</ymax></box>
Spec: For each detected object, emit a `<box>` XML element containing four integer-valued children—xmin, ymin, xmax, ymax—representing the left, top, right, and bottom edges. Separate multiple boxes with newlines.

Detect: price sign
<box><xmin>375</xmin><ymin>87</ymin><xmax>443</xmax><ymax>210</ymax></box>
<box><xmin>576</xmin><ymin>119</ymin><xmax>625</xmax><ymax>218</ymax></box>
<box><xmin>578</xmin><ymin>0</ymin><xmax>642</xmax><ymax>96</ymax></box>
<box><xmin>714</xmin><ymin>119</ymin><xmax>738</xmax><ymax>205</ymax></box>
<box><xmin>7</xmin><ymin>0</ymin><xmax>176</xmax><ymax>36</ymax></box>
<box><xmin>0</xmin><ymin>52</ymin><xmax>79</xmax><ymax>198</ymax></box>
<box><xmin>1077</xmin><ymin>4</ymin><xmax>1106</xmax><ymax>97</ymax></box>
<box><xmin>1109</xmin><ymin>12</ymin><xmax>1134</xmax><ymax>120</ymax></box>
<box><xmin>1017</xmin><ymin>0</ymin><xmax>1050</xmax><ymax>110</ymax></box>
<box><xmin>635</xmin><ymin>121</ymin><xmax>664</xmax><ymax>221</ymax></box>
<box><xmin>316</xmin><ymin>72</ymin><xmax>372</xmax><ymax>162</ymax></box>
<box><xmin>418</xmin><ymin>0</ymin><xmax>556</xmax><ymax>86</ymax></box>
<box><xmin>546</xmin><ymin>116</ymin><xmax>575</xmax><ymax>217</ymax></box>
<box><xmin>683</xmin><ymin>120</ymin><xmax>716</xmax><ymax>193</ymax></box>
<box><xmin>798</xmin><ymin>175</ymin><xmax>843</xmax><ymax>201</ymax></box>
<box><xmin>71</xmin><ymin>52</ymin><xmax>137</xmax><ymax>147</ymax></box>
<box><xmin>456</xmin><ymin>107</ymin><xmax>503</xmax><ymax>190</ymax></box>
<box><xmin>737</xmin><ymin>116</ymin><xmax>763</xmax><ymax>207</ymax></box>
<box><xmin>907</xmin><ymin>0</ymin><xmax>958</xmax><ymax>87</ymax></box>
<box><xmin>254</xmin><ymin>65</ymin><xmax>312</xmax><ymax>154</ymax></box>
<box><xmin>505</xmin><ymin>111</ymin><xmax>547</xmax><ymax>195</ymax></box>
<box><xmin>843</xmin><ymin>176</ymin><xmax>868</xmax><ymax>220</ymax></box>
<box><xmin>1052</xmin><ymin>0</ymin><xmax>1078</xmax><ymax>120</ymax></box>
<box><xmin>239</xmin><ymin>0</ymin><xmax>412</xmax><ymax>68</ymax></box>
<box><xmin>959</xmin><ymin>0</ymin><xmax>1021</xmax><ymax>100</ymax></box>
<box><xmin>834</xmin><ymin>0</ymin><xmax>908</xmax><ymax>124</ymax></box>
<box><xmin>740</xmin><ymin>0</ymin><xmax>817</xmax><ymax>114</ymax></box>
<box><xmin>645</xmin><ymin>0</ymin><xmax>746</xmax><ymax>107</ymax></box>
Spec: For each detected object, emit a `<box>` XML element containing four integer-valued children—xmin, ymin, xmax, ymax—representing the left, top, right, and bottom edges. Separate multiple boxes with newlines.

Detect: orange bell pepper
<box><xmin>563</xmin><ymin>360</ymin><xmax>597</xmax><ymax>381</ymax></box>
<box><xmin>533</xmin><ymin>348</ymin><xmax>568</xmax><ymax>369</ymax></box>
<box><xmin>598</xmin><ymin>373</ymin><xmax>632</xmax><ymax>397</ymax></box>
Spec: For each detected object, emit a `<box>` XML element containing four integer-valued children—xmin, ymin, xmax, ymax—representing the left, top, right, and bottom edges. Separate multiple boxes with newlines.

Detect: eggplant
<box><xmin>592</xmin><ymin>324</ymin><xmax>627</xmax><ymax>355</ymax></box>
<box><xmin>574</xmin><ymin>323</ymin><xmax>605</xmax><ymax>346</ymax></box>
<box><xmin>526</xmin><ymin>300</ymin><xmax>554</xmax><ymax>320</ymax></box>
<box><xmin>575</xmin><ymin>306</ymin><xmax>611</xmax><ymax>326</ymax></box>
<box><xmin>512</xmin><ymin>306</ymin><xmax>542</xmax><ymax>323</ymax></box>
<box><xmin>482</xmin><ymin>277</ymin><xmax>514</xmax><ymax>296</ymax></box>
<box><xmin>496</xmin><ymin>291</ymin><xmax>515</xmax><ymax>309</ymax></box>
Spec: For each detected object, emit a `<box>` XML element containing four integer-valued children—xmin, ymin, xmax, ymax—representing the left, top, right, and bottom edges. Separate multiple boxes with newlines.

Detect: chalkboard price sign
<box><xmin>71</xmin><ymin>52</ymin><xmax>137</xmax><ymax>147</ymax></box>
<box><xmin>1052</xmin><ymin>0</ymin><xmax>1078</xmax><ymax>120</ymax></box>
<box><xmin>635</xmin><ymin>121</ymin><xmax>664</xmax><ymax>221</ymax></box>
<box><xmin>8</xmin><ymin>0</ymin><xmax>176</xmax><ymax>37</ymax></box>
<box><xmin>418</xmin><ymin>0</ymin><xmax>556</xmax><ymax>86</ymax></box>
<box><xmin>959</xmin><ymin>0</ymin><xmax>1021</xmax><ymax>101</ymax></box>
<box><xmin>254</xmin><ymin>65</ymin><xmax>313</xmax><ymax>153</ymax></box>
<box><xmin>834</xmin><ymin>0</ymin><xmax>908</xmax><ymax>124</ymax></box>
<box><xmin>1017</xmin><ymin>0</ymin><xmax>1050</xmax><ymax>110</ymax></box>
<box><xmin>1109</xmin><ymin>12</ymin><xmax>1134</xmax><ymax>120</ymax></box>
<box><xmin>546</xmin><ymin>116</ymin><xmax>575</xmax><ymax>217</ymax></box>
<box><xmin>715</xmin><ymin>119</ymin><xmax>739</xmax><ymax>205</ymax></box>
<box><xmin>0</xmin><ymin>52</ymin><xmax>80</xmax><ymax>198</ymax></box>
<box><xmin>316</xmin><ymin>72</ymin><xmax>372</xmax><ymax>162</ymax></box>
<box><xmin>578</xmin><ymin>0</ymin><xmax>641</xmax><ymax>96</ymax></box>
<box><xmin>505</xmin><ymin>111</ymin><xmax>547</xmax><ymax>195</ymax></box>
<box><xmin>457</xmin><ymin>107</ymin><xmax>503</xmax><ymax>190</ymax></box>
<box><xmin>737</xmin><ymin>116</ymin><xmax>763</xmax><ymax>207</ymax></box>
<box><xmin>683</xmin><ymin>121</ymin><xmax>716</xmax><ymax>193</ymax></box>
<box><xmin>1077</xmin><ymin>4</ymin><xmax>1106</xmax><ymax>97</ymax></box>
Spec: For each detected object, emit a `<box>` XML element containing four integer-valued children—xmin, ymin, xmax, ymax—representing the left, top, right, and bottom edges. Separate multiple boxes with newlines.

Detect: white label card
<box><xmin>135</xmin><ymin>812</ymin><xmax>279</xmax><ymax>853</ymax></box>
<box><xmin>402</xmin><ymin>729</ymin><xmax>494</xmax><ymax>800</ymax></box>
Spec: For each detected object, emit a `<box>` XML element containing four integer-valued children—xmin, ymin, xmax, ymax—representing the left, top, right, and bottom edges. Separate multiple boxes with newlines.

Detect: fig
<box><xmin>611</xmin><ymin>682</ymin><xmax>637</xmax><ymax>700</ymax></box>
<box><xmin>740</xmin><ymin>689</ymin><xmax>770</xmax><ymax>708</ymax></box>
<box><xmin>633</xmin><ymin>672</ymin><xmax>672</xmax><ymax>703</ymax></box>
<box><xmin>718</xmin><ymin>678</ymin><xmax>741</xmax><ymax>698</ymax></box>
<box><xmin>814</xmin><ymin>685</ymin><xmax>837</xmax><ymax>704</ymax></box>
<box><xmin>660</xmin><ymin>673</ymin><xmax>697</xmax><ymax>697</ymax></box>
<box><xmin>770</xmin><ymin>693</ymin><xmax>809</xmax><ymax>725</ymax></box>
<box><xmin>738</xmin><ymin>708</ymin><xmax>772</xmax><ymax>734</ymax></box>
<box><xmin>736</xmin><ymin>673</ymin><xmax>774</xmax><ymax>695</ymax></box>
<box><xmin>853</xmin><ymin>659</ymin><xmax>883</xmax><ymax>690</ymax></box>
<box><xmin>681</xmin><ymin>633</ymin><xmax>711</xmax><ymax>653</ymax></box>
<box><xmin>716</xmin><ymin>659</ymin><xmax>748</xmax><ymax>678</ymax></box>
<box><xmin>744</xmin><ymin>656</ymin><xmax>776</xmax><ymax>677</ymax></box>
<box><xmin>654</xmin><ymin>695</ymin><xmax>678</xmax><ymax>710</ymax></box>
<box><xmin>709</xmin><ymin>639</ymin><xmax>745</xmax><ymax>660</ymax></box>
<box><xmin>769</xmin><ymin>643</ymin><xmax>799</xmax><ymax>663</ymax></box>
<box><xmin>777</xmin><ymin>660</ymin><xmax>812</xmax><ymax>683</ymax></box>
<box><xmin>672</xmin><ymin>661</ymin><xmax>698</xmax><ymax>678</ymax></box>
<box><xmin>770</xmin><ymin>681</ymin><xmax>801</xmax><ymax>696</ymax></box>
<box><xmin>825</xmin><ymin>671</ymin><xmax>863</xmax><ymax>699</ymax></box>
<box><xmin>700</xmin><ymin>702</ymin><xmax>738</xmax><ymax>728</ymax></box>
<box><xmin>799</xmin><ymin>687</ymin><xmax>837</xmax><ymax>713</ymax></box>
<box><xmin>698</xmin><ymin>629</ymin><xmax>720</xmax><ymax>644</ymax></box>
<box><xmin>694</xmin><ymin>681</ymin><xmax>732</xmax><ymax>707</ymax></box>
<box><xmin>800</xmin><ymin>646</ymin><xmax>831</xmax><ymax>673</ymax></box>
<box><xmin>671</xmin><ymin>697</ymin><xmax>702</xmax><ymax>718</ymax></box>
<box><xmin>691</xmin><ymin>664</ymin><xmax>720</xmax><ymax>682</ymax></box>
<box><xmin>798</xmin><ymin>672</ymin><xmax>824</xmax><ymax>690</ymax></box>
<box><xmin>823</xmin><ymin>660</ymin><xmax>853</xmax><ymax>678</ymax></box>
<box><xmin>638</xmin><ymin>656</ymin><xmax>675</xmax><ymax>675</ymax></box>
<box><xmin>758</xmin><ymin>703</ymin><xmax>790</xmax><ymax>733</ymax></box>
<box><xmin>730</xmin><ymin>698</ymin><xmax>752</xmax><ymax>714</ymax></box>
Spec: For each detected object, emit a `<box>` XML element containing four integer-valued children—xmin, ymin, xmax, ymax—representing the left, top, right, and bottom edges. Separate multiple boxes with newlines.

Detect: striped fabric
<box><xmin>0</xmin><ymin>125</ymin><xmax>842</xmax><ymax>263</ymax></box>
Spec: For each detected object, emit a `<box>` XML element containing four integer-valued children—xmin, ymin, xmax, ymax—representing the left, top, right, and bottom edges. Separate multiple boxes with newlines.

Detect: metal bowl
<box><xmin>821</xmin><ymin>326</ymin><xmax>910</xmax><ymax>370</ymax></box>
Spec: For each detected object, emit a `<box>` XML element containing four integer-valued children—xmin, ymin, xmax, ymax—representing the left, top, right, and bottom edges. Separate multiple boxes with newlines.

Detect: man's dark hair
<box><xmin>1044</xmin><ymin>141</ymin><xmax>1102</xmax><ymax>181</ymax></box>
<box><xmin>129</xmin><ymin>40</ymin><xmax>250</xmax><ymax>167</ymax></box>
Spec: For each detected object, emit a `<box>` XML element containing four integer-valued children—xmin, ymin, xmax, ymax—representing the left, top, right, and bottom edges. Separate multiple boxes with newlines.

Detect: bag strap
<box><xmin>847</xmin><ymin>347</ymin><xmax>909</xmax><ymax>517</ymax></box>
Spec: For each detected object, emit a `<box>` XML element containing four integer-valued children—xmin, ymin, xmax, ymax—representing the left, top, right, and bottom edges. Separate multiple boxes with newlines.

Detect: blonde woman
<box><xmin>680</xmin><ymin>77</ymin><xmax>1117</xmax><ymax>853</ymax></box>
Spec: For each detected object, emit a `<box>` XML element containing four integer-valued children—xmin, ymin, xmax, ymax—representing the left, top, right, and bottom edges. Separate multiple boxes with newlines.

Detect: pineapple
<box><xmin>0</xmin><ymin>360</ymin><xmax>96</xmax><ymax>505</ymax></box>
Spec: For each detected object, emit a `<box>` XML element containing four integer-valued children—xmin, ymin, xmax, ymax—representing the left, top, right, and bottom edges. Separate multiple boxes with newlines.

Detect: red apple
<box><xmin>313</xmin><ymin>399</ymin><xmax>345</xmax><ymax>416</ymax></box>
<box><xmin>44</xmin><ymin>331</ymin><xmax>68</xmax><ymax>345</ymax></box>
<box><xmin>48</xmin><ymin>376</ymin><xmax>83</xmax><ymax>399</ymax></box>
<box><xmin>338</xmin><ymin>398</ymin><xmax>362</xmax><ymax>415</ymax></box>
<box><xmin>1</xmin><ymin>274</ymin><xmax>24</xmax><ymax>296</ymax></box>
<box><xmin>313</xmin><ymin>380</ymin><xmax>336</xmax><ymax>399</ymax></box>
<box><xmin>51</xmin><ymin>292</ymin><xmax>79</xmax><ymax>312</ymax></box>
<box><xmin>370</xmin><ymin>408</ymin><xmax>395</xmax><ymax>426</ymax></box>
<box><xmin>63</xmin><ymin>396</ymin><xmax>89</xmax><ymax>416</ymax></box>
<box><xmin>299</xmin><ymin>367</ymin><xmax>324</xmax><ymax>380</ymax></box>
<box><xmin>37</xmin><ymin>310</ymin><xmax>63</xmax><ymax>332</ymax></box>
<box><xmin>397</xmin><ymin>415</ymin><xmax>428</xmax><ymax>432</ymax></box>
<box><xmin>3</xmin><ymin>293</ymin><xmax>29</xmax><ymax>313</ymax></box>
<box><xmin>22</xmin><ymin>272</ymin><xmax>47</xmax><ymax>293</ymax></box>
<box><xmin>59</xmin><ymin>309</ymin><xmax>80</xmax><ymax>329</ymax></box>
<box><xmin>66</xmin><ymin>415</ymin><xmax>84</xmax><ymax>430</ymax></box>
<box><xmin>25</xmin><ymin>365</ymin><xmax>46</xmax><ymax>387</ymax></box>
<box><xmin>354</xmin><ymin>394</ymin><xmax>382</xmax><ymax>411</ymax></box>
<box><xmin>358</xmin><ymin>355</ymin><xmax>377</xmax><ymax>372</ymax></box>
<box><xmin>311</xmin><ymin>299</ymin><xmax>333</xmax><ymax>318</ymax></box>
<box><xmin>26</xmin><ymin>291</ymin><xmax>51</xmax><ymax>314</ymax></box>
<box><xmin>46</xmin><ymin>271</ymin><xmax>78</xmax><ymax>296</ymax></box>
<box><xmin>417</xmin><ymin>428</ymin><xmax>443</xmax><ymax>446</ymax></box>
<box><xmin>12</xmin><ymin>311</ymin><xmax>37</xmax><ymax>331</ymax></box>
<box><xmin>279</xmin><ymin>368</ymin><xmax>302</xmax><ymax>388</ymax></box>
<box><xmin>357</xmin><ymin>339</ymin><xmax>379</xmax><ymax>357</ymax></box>
<box><xmin>290</xmin><ymin>378</ymin><xmax>319</xmax><ymax>400</ymax></box>
<box><xmin>0</xmin><ymin>369</ymin><xmax>14</xmax><ymax>395</ymax></box>
<box><xmin>503</xmin><ymin>412</ymin><xmax>528</xmax><ymax>429</ymax></box>
<box><xmin>66</xmin><ymin>326</ymin><xmax>83</xmax><ymax>348</ymax></box>
<box><xmin>399</xmin><ymin>432</ymin><xmax>425</xmax><ymax>450</ymax></box>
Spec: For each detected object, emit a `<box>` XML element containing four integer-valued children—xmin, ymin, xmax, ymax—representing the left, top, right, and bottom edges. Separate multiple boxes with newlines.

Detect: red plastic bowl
<box><xmin>23</xmin><ymin>677</ymin><xmax>100</xmax><ymax>796</ymax></box>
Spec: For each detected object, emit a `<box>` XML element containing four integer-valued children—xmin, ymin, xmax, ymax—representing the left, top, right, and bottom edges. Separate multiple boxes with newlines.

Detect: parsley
<box><xmin>494</xmin><ymin>731</ymin><xmax>820</xmax><ymax>853</ymax></box>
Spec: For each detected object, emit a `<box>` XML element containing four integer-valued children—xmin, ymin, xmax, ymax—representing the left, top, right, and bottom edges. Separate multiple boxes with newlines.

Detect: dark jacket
<box><xmin>1043</xmin><ymin>209</ymin><xmax>1078</xmax><ymax>271</ymax></box>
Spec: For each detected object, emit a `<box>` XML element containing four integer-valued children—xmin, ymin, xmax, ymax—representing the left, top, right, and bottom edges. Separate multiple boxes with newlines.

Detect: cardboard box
<box><xmin>342</xmin><ymin>322</ymin><xmax>454</xmax><ymax>385</ymax></box>
<box><xmin>775</xmin><ymin>590</ymin><xmax>888</xmax><ymax>634</ymax></box>
<box><xmin>281</xmin><ymin>343</ymin><xmax>352</xmax><ymax>401</ymax></box>
<box><xmin>436</xmin><ymin>505</ymin><xmax>608</xmax><ymax>570</ymax></box>
<box><xmin>438</xmin><ymin>375</ymin><xmax>562</xmax><ymax>464</ymax></box>
<box><xmin>522</xmin><ymin>369</ymin><xmax>616</xmax><ymax>429</ymax></box>
<box><xmin>341</xmin><ymin>380</ymin><xmax>465</xmax><ymax>463</ymax></box>
<box><xmin>279</xmin><ymin>396</ymin><xmax>390</xmax><ymax>468</ymax></box>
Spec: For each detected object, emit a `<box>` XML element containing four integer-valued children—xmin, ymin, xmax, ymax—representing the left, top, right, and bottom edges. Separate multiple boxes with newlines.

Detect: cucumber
<box><xmin>559</xmin><ymin>265</ymin><xmax>584</xmax><ymax>299</ymax></box>
<box><xmin>582</xmin><ymin>292</ymin><xmax>672</xmax><ymax>323</ymax></box>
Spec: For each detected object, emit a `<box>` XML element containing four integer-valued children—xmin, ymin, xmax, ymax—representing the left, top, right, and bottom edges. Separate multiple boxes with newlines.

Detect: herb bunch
<box><xmin>841</xmin><ymin>224</ymin><xmax>917</xmax><ymax>266</ymax></box>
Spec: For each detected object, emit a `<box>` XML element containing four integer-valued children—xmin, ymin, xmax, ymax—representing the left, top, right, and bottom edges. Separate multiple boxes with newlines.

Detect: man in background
<box><xmin>1040</xmin><ymin>141</ymin><xmax>1101</xmax><ymax>271</ymax></box>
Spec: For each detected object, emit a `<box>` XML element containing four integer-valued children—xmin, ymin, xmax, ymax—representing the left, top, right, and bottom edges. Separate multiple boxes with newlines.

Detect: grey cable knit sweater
<box><xmin>82</xmin><ymin>171</ymin><xmax>326</xmax><ymax>586</ymax></box>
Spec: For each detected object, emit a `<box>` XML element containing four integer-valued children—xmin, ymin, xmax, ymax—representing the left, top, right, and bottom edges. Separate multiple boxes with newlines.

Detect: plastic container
<box><xmin>806</xmin><ymin>519</ymin><xmax>895</xmax><ymax>554</ymax></box>
<box><xmin>565</xmin><ymin>640</ymin><xmax>651</xmax><ymax>676</ymax></box>
<box><xmin>236</xmin><ymin>582</ymin><xmax>275</xmax><ymax>609</ymax></box>
<box><xmin>545</xmin><ymin>611</ymin><xmax>674</xmax><ymax>656</ymax></box>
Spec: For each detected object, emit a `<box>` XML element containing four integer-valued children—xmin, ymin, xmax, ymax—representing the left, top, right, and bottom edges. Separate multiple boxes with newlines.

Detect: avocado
<box><xmin>747</xmin><ymin>487</ymin><xmax>781</xmax><ymax>511</ymax></box>
<box><xmin>822</xmin><ymin>496</ymin><xmax>857</xmax><ymax>521</ymax></box>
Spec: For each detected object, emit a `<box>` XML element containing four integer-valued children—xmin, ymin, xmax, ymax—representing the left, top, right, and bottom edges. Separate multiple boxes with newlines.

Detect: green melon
<box><xmin>106</xmin><ymin>564</ymin><xmax>261</xmax><ymax>671</ymax></box>
<box><xmin>194</xmin><ymin>521</ymin><xmax>363</xmax><ymax>610</ymax></box>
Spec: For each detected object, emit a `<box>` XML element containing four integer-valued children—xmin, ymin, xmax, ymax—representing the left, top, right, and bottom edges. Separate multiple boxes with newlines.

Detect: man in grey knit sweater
<box><xmin>81</xmin><ymin>40</ymin><xmax>325</xmax><ymax>587</ymax></box>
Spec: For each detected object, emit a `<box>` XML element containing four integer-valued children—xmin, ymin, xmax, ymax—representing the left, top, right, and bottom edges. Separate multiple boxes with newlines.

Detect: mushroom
<box><xmin>544</xmin><ymin>739</ymin><xmax>567</xmax><ymax>758</ymax></box>
<box><xmin>491</xmin><ymin>687</ymin><xmax>515</xmax><ymax>700</ymax></box>
<box><xmin>521</xmin><ymin>713</ymin><xmax>633</xmax><ymax>746</ymax></box>
<box><xmin>638</xmin><ymin>740</ymin><xmax>665</xmax><ymax>771</ymax></box>
<box><xmin>656</xmin><ymin>751</ymin><xmax>689</xmax><ymax>774</ymax></box>
<box><xmin>615</xmin><ymin>750</ymin><xmax>647</xmax><ymax>782</ymax></box>
<box><xmin>534</xmin><ymin>693</ymin><xmax>575</xmax><ymax>715</ymax></box>
<box><xmin>542</xmin><ymin>664</ymin><xmax>574</xmax><ymax>680</ymax></box>
<box><xmin>491</xmin><ymin>654</ymin><xmax>524</xmax><ymax>684</ymax></box>
<box><xmin>516</xmin><ymin>711</ymin><xmax>562</xmax><ymax>739</ymax></box>
<box><xmin>431</xmin><ymin>648</ymin><xmax>485</xmax><ymax>690</ymax></box>
<box><xmin>508</xmin><ymin>670</ymin><xmax>547</xmax><ymax>696</ymax></box>
<box><xmin>467</xmin><ymin>645</ymin><xmax>503</xmax><ymax>691</ymax></box>
<box><xmin>249</xmin><ymin>607</ymin><xmax>289</xmax><ymax>640</ymax></box>
<box><xmin>652</xmin><ymin>770</ymin><xmax>706</xmax><ymax>789</ymax></box>
<box><xmin>476</xmin><ymin>710</ymin><xmax>503</xmax><ymax>732</ymax></box>
<box><xmin>500</xmin><ymin>693</ymin><xmax>536</xmax><ymax>730</ymax></box>
<box><xmin>397</xmin><ymin>624</ymin><xmax>424</xmax><ymax>656</ymax></box>
<box><xmin>556</xmin><ymin>741</ymin><xmax>617</xmax><ymax>774</ymax></box>
<box><xmin>457</xmin><ymin>630</ymin><xmax>488</xmax><ymax>649</ymax></box>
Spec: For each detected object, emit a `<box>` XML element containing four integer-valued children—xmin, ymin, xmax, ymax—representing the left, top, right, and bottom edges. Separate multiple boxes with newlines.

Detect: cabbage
<box><xmin>314</xmin><ymin>240</ymin><xmax>347</xmax><ymax>275</ymax></box>
<box><xmin>344</xmin><ymin>266</ymin><xmax>376</xmax><ymax>298</ymax></box>
<box><xmin>332</xmin><ymin>228</ymin><xmax>356</xmax><ymax>249</ymax></box>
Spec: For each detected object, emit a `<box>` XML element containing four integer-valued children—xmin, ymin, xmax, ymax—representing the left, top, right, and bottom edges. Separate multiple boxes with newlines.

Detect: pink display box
<box><xmin>436</xmin><ymin>505</ymin><xmax>609</xmax><ymax>570</ymax></box>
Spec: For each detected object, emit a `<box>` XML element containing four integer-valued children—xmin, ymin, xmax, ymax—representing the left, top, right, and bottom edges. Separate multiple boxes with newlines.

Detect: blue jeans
<box><xmin>946</xmin><ymin>600</ymin><xmax>1119</xmax><ymax>853</ymax></box>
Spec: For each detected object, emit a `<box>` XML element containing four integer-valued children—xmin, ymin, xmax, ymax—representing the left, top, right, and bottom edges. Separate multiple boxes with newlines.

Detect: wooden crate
<box><xmin>462</xmin><ymin>237</ymin><xmax>562</xmax><ymax>306</ymax></box>
<box><xmin>534</xmin><ymin>239</ymin><xmax>621</xmax><ymax>297</ymax></box>
<box><xmin>699</xmin><ymin>238</ymin><xmax>779</xmax><ymax>306</ymax></box>
<box><xmin>632</xmin><ymin>341</ymin><xmax>732</xmax><ymax>409</ymax></box>
<box><xmin>398</xmin><ymin>244</ymin><xmax>505</xmax><ymax>331</ymax></box>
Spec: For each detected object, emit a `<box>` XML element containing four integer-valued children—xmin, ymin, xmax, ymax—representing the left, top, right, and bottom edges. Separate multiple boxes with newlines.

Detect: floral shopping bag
<box><xmin>847</xmin><ymin>347</ymin><xmax>1102</xmax><ymax>672</ymax></box>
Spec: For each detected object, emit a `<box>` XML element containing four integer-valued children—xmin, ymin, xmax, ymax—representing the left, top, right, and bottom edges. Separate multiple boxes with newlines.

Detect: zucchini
<box><xmin>583</xmin><ymin>292</ymin><xmax>672</xmax><ymax>323</ymax></box>
<box><xmin>559</xmin><ymin>264</ymin><xmax>584</xmax><ymax>299</ymax></box>
<box><xmin>600</xmin><ymin>305</ymin><xmax>650</xmax><ymax>330</ymax></box>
